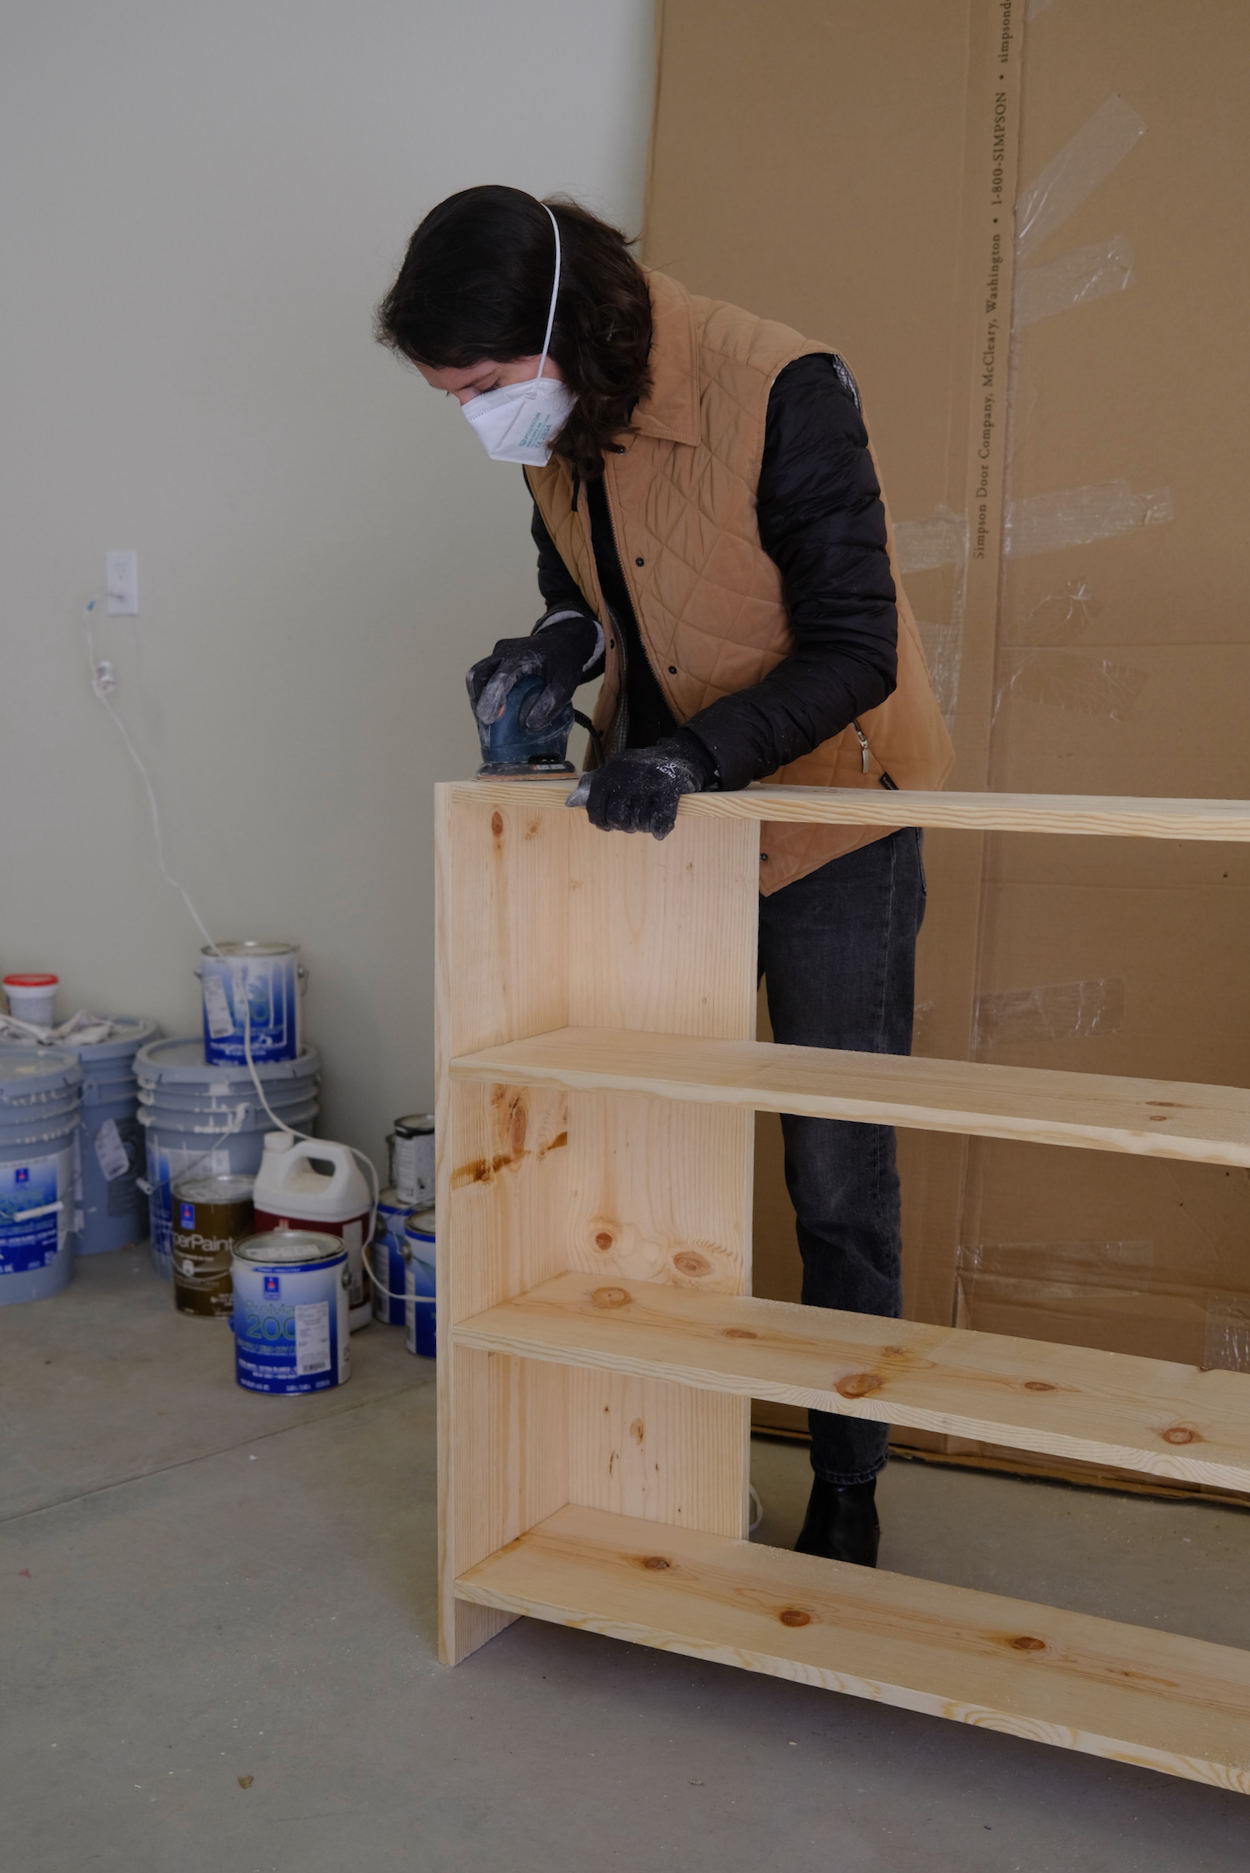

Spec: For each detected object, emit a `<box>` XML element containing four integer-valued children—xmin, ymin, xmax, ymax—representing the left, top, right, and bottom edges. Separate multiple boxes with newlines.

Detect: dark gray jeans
<box><xmin>758</xmin><ymin>827</ymin><xmax>926</xmax><ymax>1486</ymax></box>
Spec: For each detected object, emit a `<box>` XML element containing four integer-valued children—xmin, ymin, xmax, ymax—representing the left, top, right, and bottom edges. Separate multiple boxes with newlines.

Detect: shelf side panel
<box><xmin>435</xmin><ymin>787</ymin><xmax>574</xmax><ymax>1664</ymax></box>
<box><xmin>566</xmin><ymin>814</ymin><xmax>759</xmax><ymax>1535</ymax></box>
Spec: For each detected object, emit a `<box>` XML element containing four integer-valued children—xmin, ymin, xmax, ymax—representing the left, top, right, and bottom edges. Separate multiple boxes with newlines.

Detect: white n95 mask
<box><xmin>462</xmin><ymin>204</ymin><xmax>575</xmax><ymax>467</ymax></box>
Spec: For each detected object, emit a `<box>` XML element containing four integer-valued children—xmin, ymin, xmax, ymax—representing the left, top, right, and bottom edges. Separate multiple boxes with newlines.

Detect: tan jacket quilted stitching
<box><xmin>526</xmin><ymin>271</ymin><xmax>955</xmax><ymax>894</ymax></box>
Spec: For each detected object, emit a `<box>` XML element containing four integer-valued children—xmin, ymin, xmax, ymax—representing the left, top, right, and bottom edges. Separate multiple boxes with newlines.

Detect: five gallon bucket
<box><xmin>62</xmin><ymin>1017</ymin><xmax>159</xmax><ymax>1255</ymax></box>
<box><xmin>0</xmin><ymin>1046</ymin><xmax>82</xmax><ymax>1305</ymax></box>
<box><xmin>197</xmin><ymin>942</ymin><xmax>303</xmax><ymax>1065</ymax></box>
<box><xmin>135</xmin><ymin>1039</ymin><xmax>320</xmax><ymax>1280</ymax></box>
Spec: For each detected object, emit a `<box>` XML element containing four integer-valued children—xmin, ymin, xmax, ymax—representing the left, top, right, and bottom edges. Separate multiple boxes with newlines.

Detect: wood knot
<box><xmin>880</xmin><ymin>1345</ymin><xmax>908</xmax><ymax>1359</ymax></box>
<box><xmin>1024</xmin><ymin>1380</ymin><xmax>1056</xmax><ymax>1393</ymax></box>
<box><xmin>490</xmin><ymin>811</ymin><xmax>504</xmax><ymax>837</ymax></box>
<box><xmin>1148</xmin><ymin>1114</ymin><xmax>1169</xmax><ymax>1122</ymax></box>
<box><xmin>673</xmin><ymin>1250</ymin><xmax>711</xmax><ymax>1277</ymax></box>
<box><xmin>1010</xmin><ymin>1635</ymin><xmax>1046</xmax><ymax>1652</ymax></box>
<box><xmin>778</xmin><ymin>1608</ymin><xmax>811</xmax><ymax>1628</ymax></box>
<box><xmin>629</xmin><ymin>1418</ymin><xmax>645</xmax><ymax>1444</ymax></box>
<box><xmin>590</xmin><ymin>1286</ymin><xmax>630</xmax><ymax>1310</ymax></box>
<box><xmin>640</xmin><ymin>1555</ymin><xmax>671</xmax><ymax>1571</ymax></box>
<box><xmin>835</xmin><ymin>1372</ymin><xmax>884</xmax><ymax>1399</ymax></box>
<box><xmin>594</xmin><ymin>1231</ymin><xmax>615</xmax><ymax>1251</ymax></box>
<box><xmin>1161</xmin><ymin>1425</ymin><xmax>1201</xmax><ymax>1445</ymax></box>
<box><xmin>722</xmin><ymin>1327</ymin><xmax>758</xmax><ymax>1340</ymax></box>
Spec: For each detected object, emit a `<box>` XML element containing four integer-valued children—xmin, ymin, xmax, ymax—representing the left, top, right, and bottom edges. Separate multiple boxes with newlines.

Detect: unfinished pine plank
<box><xmin>564</xmin><ymin>811</ymin><xmax>757</xmax><ymax>1534</ymax></box>
<box><xmin>455</xmin><ymin>1273</ymin><xmax>1250</xmax><ymax>1492</ymax></box>
<box><xmin>452</xmin><ymin>1027</ymin><xmax>1250</xmax><ymax>1170</ymax></box>
<box><xmin>450</xmin><ymin>778</ymin><xmax>1250</xmax><ymax>843</ymax></box>
<box><xmin>455</xmin><ymin>1505</ymin><xmax>1250</xmax><ymax>1791</ymax></box>
<box><xmin>434</xmin><ymin>787</ymin><xmax>573</xmax><ymax>1665</ymax></box>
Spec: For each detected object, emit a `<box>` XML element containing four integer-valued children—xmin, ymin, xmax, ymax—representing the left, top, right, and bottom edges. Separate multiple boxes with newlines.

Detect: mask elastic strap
<box><xmin>529</xmin><ymin>204</ymin><xmax>561</xmax><ymax>397</ymax></box>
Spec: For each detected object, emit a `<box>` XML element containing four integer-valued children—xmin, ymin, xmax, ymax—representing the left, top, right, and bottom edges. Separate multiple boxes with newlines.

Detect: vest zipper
<box><xmin>852</xmin><ymin>717</ymin><xmax>898</xmax><ymax>790</ymax></box>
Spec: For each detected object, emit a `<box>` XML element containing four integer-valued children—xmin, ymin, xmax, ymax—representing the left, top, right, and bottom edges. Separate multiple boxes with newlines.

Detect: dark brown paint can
<box><xmin>171</xmin><ymin>1174</ymin><xmax>255</xmax><ymax>1316</ymax></box>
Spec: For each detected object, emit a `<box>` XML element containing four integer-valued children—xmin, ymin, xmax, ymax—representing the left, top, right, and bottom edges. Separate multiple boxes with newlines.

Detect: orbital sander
<box><xmin>475</xmin><ymin>674</ymin><xmax>598</xmax><ymax>781</ymax></box>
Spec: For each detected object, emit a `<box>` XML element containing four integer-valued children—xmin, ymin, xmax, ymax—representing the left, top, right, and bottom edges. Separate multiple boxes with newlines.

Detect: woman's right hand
<box><xmin>466</xmin><ymin>610</ymin><xmax>601</xmax><ymax>731</ymax></box>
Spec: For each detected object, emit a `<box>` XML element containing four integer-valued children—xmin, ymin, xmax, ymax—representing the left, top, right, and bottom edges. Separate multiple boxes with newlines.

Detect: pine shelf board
<box><xmin>450</xmin><ymin>1028</ymin><xmax>1250</xmax><ymax>1170</ymax></box>
<box><xmin>450</xmin><ymin>779</ymin><xmax>1250</xmax><ymax>843</ymax></box>
<box><xmin>453</xmin><ymin>1274</ymin><xmax>1250</xmax><ymax>1492</ymax></box>
<box><xmin>455</xmin><ymin>1505</ymin><xmax>1250</xmax><ymax>1792</ymax></box>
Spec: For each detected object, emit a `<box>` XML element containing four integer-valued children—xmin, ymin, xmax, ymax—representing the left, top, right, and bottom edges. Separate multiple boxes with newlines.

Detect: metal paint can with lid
<box><xmin>370</xmin><ymin>1187</ymin><xmax>411</xmax><ymax>1326</ymax></box>
<box><xmin>171</xmin><ymin>1173</ymin><xmax>254</xmax><ymax>1317</ymax></box>
<box><xmin>197</xmin><ymin>941</ymin><xmax>304</xmax><ymax>1065</ymax></box>
<box><xmin>231</xmin><ymin>1229</ymin><xmax>349</xmax><ymax>1394</ymax></box>
<box><xmin>403</xmin><ymin>1206</ymin><xmax>436</xmax><ymax>1358</ymax></box>
<box><xmin>388</xmin><ymin>1113</ymin><xmax>434</xmax><ymax>1208</ymax></box>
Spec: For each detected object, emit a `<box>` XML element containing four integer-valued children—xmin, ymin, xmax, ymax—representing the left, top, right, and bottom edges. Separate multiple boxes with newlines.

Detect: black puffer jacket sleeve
<box><xmin>680</xmin><ymin>353</ymin><xmax>899</xmax><ymax>792</ymax></box>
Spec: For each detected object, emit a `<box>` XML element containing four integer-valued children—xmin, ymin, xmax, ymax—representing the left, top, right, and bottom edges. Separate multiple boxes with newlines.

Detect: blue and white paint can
<box><xmin>370</xmin><ymin>1187</ymin><xmax>410</xmax><ymax>1326</ymax></box>
<box><xmin>231</xmin><ymin>1230</ymin><xmax>349</xmax><ymax>1394</ymax></box>
<box><xmin>0</xmin><ymin>1047</ymin><xmax>82</xmax><ymax>1306</ymax></box>
<box><xmin>197</xmin><ymin>942</ymin><xmax>304</xmax><ymax>1066</ymax></box>
<box><xmin>403</xmin><ymin>1206</ymin><xmax>436</xmax><ymax>1358</ymax></box>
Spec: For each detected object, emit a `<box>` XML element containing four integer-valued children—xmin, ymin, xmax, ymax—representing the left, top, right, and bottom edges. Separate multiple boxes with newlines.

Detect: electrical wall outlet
<box><xmin>105</xmin><ymin>550</ymin><xmax>139</xmax><ymax>616</ymax></box>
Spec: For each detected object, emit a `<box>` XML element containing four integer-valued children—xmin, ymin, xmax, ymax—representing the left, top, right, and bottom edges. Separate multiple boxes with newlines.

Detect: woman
<box><xmin>377</xmin><ymin>186</ymin><xmax>954</xmax><ymax>1566</ymax></box>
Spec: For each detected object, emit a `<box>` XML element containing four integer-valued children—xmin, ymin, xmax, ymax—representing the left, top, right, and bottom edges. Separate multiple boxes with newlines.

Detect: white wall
<box><xmin>1</xmin><ymin>1</ymin><xmax>654</xmax><ymax>1161</ymax></box>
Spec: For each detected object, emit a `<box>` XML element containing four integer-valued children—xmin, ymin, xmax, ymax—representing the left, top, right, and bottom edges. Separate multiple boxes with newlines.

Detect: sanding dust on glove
<box><xmin>569</xmin><ymin>734</ymin><xmax>716</xmax><ymax>839</ymax></box>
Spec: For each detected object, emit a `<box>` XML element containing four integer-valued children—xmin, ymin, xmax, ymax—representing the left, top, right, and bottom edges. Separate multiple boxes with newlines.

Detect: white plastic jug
<box><xmin>251</xmin><ymin>1134</ymin><xmax>372</xmax><ymax>1329</ymax></box>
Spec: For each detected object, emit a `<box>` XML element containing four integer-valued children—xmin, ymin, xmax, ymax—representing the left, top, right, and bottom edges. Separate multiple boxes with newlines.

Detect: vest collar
<box><xmin>625</xmin><ymin>271</ymin><xmax>701</xmax><ymax>448</ymax></box>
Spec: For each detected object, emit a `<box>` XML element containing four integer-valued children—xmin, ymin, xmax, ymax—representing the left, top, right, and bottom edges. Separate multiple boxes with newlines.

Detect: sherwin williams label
<box><xmin>0</xmin><ymin>1148</ymin><xmax>72</xmax><ymax>1273</ymax></box>
<box><xmin>232</xmin><ymin>1252</ymin><xmax>350</xmax><ymax>1394</ymax></box>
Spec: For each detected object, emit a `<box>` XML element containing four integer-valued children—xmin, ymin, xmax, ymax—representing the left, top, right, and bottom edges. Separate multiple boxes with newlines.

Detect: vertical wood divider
<box><xmin>564</xmin><ymin>812</ymin><xmax>760</xmax><ymax>1535</ymax></box>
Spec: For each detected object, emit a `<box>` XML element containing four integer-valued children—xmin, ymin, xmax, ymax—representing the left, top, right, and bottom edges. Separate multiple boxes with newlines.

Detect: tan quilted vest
<box><xmin>526</xmin><ymin>271</ymin><xmax>954</xmax><ymax>893</ymax></box>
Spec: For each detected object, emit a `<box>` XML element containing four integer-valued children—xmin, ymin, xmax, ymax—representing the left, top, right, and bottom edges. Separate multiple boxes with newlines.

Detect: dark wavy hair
<box><xmin>375</xmin><ymin>185</ymin><xmax>652</xmax><ymax>479</ymax></box>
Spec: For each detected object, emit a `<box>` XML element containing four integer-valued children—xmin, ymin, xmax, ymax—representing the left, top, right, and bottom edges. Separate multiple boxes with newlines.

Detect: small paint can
<box><xmin>370</xmin><ymin>1188</ymin><xmax>410</xmax><ymax>1326</ymax></box>
<box><xmin>231</xmin><ymin>1229</ymin><xmax>349</xmax><ymax>1394</ymax></box>
<box><xmin>197</xmin><ymin>942</ymin><xmax>304</xmax><ymax>1066</ymax></box>
<box><xmin>170</xmin><ymin>1173</ymin><xmax>254</xmax><ymax>1317</ymax></box>
<box><xmin>389</xmin><ymin>1113</ymin><xmax>434</xmax><ymax>1208</ymax></box>
<box><xmin>403</xmin><ymin>1206</ymin><xmax>436</xmax><ymax>1358</ymax></box>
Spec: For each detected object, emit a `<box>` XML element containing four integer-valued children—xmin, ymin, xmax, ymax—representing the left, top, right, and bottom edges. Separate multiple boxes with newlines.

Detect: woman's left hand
<box><xmin>573</xmin><ymin>735</ymin><xmax>716</xmax><ymax>839</ymax></box>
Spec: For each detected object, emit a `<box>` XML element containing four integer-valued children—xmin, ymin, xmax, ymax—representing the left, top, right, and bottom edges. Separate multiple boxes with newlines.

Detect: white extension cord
<box><xmin>81</xmin><ymin>597</ymin><xmax>407</xmax><ymax>1302</ymax></box>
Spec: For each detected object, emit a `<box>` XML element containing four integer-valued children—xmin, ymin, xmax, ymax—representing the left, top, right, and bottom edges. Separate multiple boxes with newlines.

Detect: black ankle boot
<box><xmin>794</xmin><ymin>1478</ymin><xmax>880</xmax><ymax>1567</ymax></box>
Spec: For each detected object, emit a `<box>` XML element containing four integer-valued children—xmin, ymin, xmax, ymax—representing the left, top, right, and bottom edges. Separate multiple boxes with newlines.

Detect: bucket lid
<box><xmin>376</xmin><ymin>1187</ymin><xmax>411</xmax><ymax>1214</ymax></box>
<box><xmin>57</xmin><ymin>1016</ymin><xmax>160</xmax><ymax>1066</ymax></box>
<box><xmin>404</xmin><ymin>1206</ymin><xmax>437</xmax><ymax>1237</ymax></box>
<box><xmin>0</xmin><ymin>1045</ymin><xmax>81</xmax><ymax>1103</ymax></box>
<box><xmin>234</xmin><ymin>1228</ymin><xmax>344</xmax><ymax>1267</ymax></box>
<box><xmin>173</xmin><ymin>1173</ymin><xmax>256</xmax><ymax>1205</ymax></box>
<box><xmin>4</xmin><ymin>973</ymin><xmax>58</xmax><ymax>988</ymax></box>
<box><xmin>135</xmin><ymin>1038</ymin><xmax>320</xmax><ymax>1086</ymax></box>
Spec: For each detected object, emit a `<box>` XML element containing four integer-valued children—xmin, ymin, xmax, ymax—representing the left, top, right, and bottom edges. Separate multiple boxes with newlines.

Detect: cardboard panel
<box><xmin>648</xmin><ymin>1</ymin><xmax>1250</xmax><ymax>1488</ymax></box>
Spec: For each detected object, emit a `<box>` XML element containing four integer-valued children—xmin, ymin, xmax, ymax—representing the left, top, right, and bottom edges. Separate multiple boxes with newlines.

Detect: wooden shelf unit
<box><xmin>435</xmin><ymin>779</ymin><xmax>1250</xmax><ymax>1793</ymax></box>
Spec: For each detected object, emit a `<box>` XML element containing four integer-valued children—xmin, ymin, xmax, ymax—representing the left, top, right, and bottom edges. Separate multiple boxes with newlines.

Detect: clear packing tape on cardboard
<box><xmin>899</xmin><ymin>93</ymin><xmax>1166</xmax><ymax>728</ymax></box>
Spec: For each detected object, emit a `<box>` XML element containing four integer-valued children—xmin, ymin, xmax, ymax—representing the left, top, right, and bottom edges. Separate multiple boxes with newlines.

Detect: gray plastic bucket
<box><xmin>0</xmin><ymin>1047</ymin><xmax>82</xmax><ymax>1305</ymax></box>
<box><xmin>135</xmin><ymin>1038</ymin><xmax>320</xmax><ymax>1280</ymax></box>
<box><xmin>53</xmin><ymin>1018</ymin><xmax>159</xmax><ymax>1256</ymax></box>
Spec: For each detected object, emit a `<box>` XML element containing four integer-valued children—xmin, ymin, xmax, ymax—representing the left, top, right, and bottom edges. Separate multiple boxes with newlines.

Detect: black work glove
<box><xmin>574</xmin><ymin>732</ymin><xmax>716</xmax><ymax>839</ymax></box>
<box><xmin>467</xmin><ymin>610</ymin><xmax>601</xmax><ymax>732</ymax></box>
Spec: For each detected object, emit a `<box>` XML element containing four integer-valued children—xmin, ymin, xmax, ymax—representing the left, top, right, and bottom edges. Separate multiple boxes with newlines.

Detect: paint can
<box><xmin>251</xmin><ymin>1134</ymin><xmax>372</xmax><ymax>1330</ymax></box>
<box><xmin>3</xmin><ymin>974</ymin><xmax>59</xmax><ymax>1027</ymax></box>
<box><xmin>0</xmin><ymin>1046</ymin><xmax>82</xmax><ymax>1306</ymax></box>
<box><xmin>403</xmin><ymin>1206</ymin><xmax>436</xmax><ymax>1358</ymax></box>
<box><xmin>389</xmin><ymin>1113</ymin><xmax>435</xmax><ymax>1208</ymax></box>
<box><xmin>369</xmin><ymin>1187</ymin><xmax>410</xmax><ymax>1326</ymax></box>
<box><xmin>196</xmin><ymin>941</ymin><xmax>304</xmax><ymax>1065</ymax></box>
<box><xmin>231</xmin><ymin>1229</ymin><xmax>349</xmax><ymax>1394</ymax></box>
<box><xmin>171</xmin><ymin>1173</ymin><xmax>255</xmax><ymax>1317</ymax></box>
<box><xmin>135</xmin><ymin>1039</ymin><xmax>320</xmax><ymax>1281</ymax></box>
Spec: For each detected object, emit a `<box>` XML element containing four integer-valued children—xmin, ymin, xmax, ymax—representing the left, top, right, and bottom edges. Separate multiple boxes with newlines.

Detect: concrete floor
<box><xmin>4</xmin><ymin>1253</ymin><xmax>1250</xmax><ymax>1872</ymax></box>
